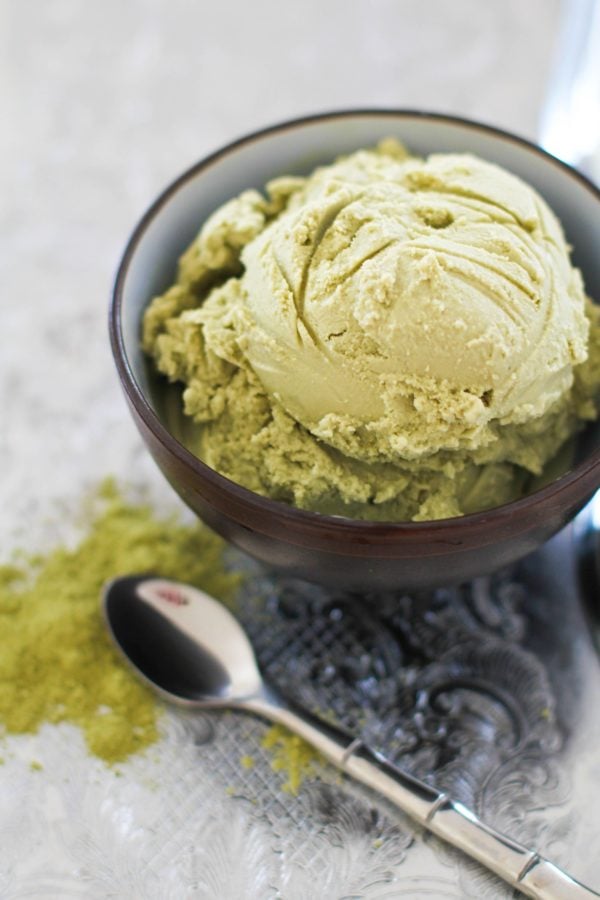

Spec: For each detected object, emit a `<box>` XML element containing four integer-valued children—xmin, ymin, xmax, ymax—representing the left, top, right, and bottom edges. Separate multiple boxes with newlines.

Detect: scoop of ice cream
<box><xmin>143</xmin><ymin>141</ymin><xmax>599</xmax><ymax>521</ymax></box>
<box><xmin>234</xmin><ymin>149</ymin><xmax>589</xmax><ymax>462</ymax></box>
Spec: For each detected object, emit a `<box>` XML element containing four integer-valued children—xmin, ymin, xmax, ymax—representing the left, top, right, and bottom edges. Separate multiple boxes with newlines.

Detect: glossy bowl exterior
<box><xmin>110</xmin><ymin>110</ymin><xmax>600</xmax><ymax>590</ymax></box>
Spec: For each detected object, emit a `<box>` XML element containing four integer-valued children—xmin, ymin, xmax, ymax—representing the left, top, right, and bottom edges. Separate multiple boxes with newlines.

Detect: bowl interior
<box><xmin>119</xmin><ymin>111</ymin><xmax>600</xmax><ymax>504</ymax></box>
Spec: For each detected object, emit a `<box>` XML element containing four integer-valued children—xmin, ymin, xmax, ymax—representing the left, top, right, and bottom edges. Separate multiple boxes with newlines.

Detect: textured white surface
<box><xmin>7</xmin><ymin>2</ymin><xmax>598</xmax><ymax>898</ymax></box>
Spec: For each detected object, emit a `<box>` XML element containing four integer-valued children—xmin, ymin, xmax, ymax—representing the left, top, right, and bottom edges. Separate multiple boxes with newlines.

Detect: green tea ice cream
<box><xmin>143</xmin><ymin>141</ymin><xmax>600</xmax><ymax>521</ymax></box>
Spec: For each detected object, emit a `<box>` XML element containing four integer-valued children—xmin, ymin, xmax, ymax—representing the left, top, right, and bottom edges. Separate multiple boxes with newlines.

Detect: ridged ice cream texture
<box><xmin>143</xmin><ymin>141</ymin><xmax>599</xmax><ymax>521</ymax></box>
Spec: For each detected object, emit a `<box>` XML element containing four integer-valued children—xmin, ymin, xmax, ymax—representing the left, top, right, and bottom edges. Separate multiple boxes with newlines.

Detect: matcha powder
<box><xmin>0</xmin><ymin>481</ymin><xmax>239</xmax><ymax>764</ymax></box>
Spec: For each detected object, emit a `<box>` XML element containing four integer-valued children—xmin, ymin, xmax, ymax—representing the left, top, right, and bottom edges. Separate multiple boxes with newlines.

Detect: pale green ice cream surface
<box><xmin>143</xmin><ymin>141</ymin><xmax>600</xmax><ymax>521</ymax></box>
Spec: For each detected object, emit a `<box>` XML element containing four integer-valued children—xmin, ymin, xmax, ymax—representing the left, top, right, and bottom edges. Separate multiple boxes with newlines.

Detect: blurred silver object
<box><xmin>539</xmin><ymin>0</ymin><xmax>600</xmax><ymax>182</ymax></box>
<box><xmin>575</xmin><ymin>489</ymin><xmax>600</xmax><ymax>650</ymax></box>
<box><xmin>104</xmin><ymin>575</ymin><xmax>600</xmax><ymax>899</ymax></box>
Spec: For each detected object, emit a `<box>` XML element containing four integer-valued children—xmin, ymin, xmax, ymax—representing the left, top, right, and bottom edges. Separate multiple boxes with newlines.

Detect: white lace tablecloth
<box><xmin>4</xmin><ymin>0</ymin><xmax>600</xmax><ymax>896</ymax></box>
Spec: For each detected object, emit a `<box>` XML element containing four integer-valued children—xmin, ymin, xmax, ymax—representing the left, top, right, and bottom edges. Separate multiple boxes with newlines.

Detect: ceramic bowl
<box><xmin>110</xmin><ymin>110</ymin><xmax>600</xmax><ymax>590</ymax></box>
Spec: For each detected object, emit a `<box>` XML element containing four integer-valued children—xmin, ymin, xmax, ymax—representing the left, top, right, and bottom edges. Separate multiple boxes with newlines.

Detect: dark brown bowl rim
<box><xmin>110</xmin><ymin>108</ymin><xmax>600</xmax><ymax>540</ymax></box>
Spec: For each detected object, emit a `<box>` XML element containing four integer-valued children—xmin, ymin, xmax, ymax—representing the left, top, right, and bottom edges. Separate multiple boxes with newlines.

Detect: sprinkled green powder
<box><xmin>261</xmin><ymin>725</ymin><xmax>322</xmax><ymax>794</ymax></box>
<box><xmin>0</xmin><ymin>479</ymin><xmax>239</xmax><ymax>764</ymax></box>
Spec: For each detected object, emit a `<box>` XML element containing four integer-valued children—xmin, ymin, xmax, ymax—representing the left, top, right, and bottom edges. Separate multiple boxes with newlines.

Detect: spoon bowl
<box><xmin>102</xmin><ymin>574</ymin><xmax>600</xmax><ymax>899</ymax></box>
<box><xmin>103</xmin><ymin>575</ymin><xmax>263</xmax><ymax>705</ymax></box>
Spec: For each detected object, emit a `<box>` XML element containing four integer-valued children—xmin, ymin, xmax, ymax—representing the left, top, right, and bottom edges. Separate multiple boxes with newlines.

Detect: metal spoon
<box><xmin>103</xmin><ymin>575</ymin><xmax>599</xmax><ymax>899</ymax></box>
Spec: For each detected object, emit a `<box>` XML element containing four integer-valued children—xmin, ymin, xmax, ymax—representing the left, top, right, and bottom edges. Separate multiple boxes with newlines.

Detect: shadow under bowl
<box><xmin>110</xmin><ymin>109</ymin><xmax>600</xmax><ymax>591</ymax></box>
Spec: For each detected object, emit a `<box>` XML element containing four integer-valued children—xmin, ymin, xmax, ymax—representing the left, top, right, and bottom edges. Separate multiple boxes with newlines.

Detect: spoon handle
<box><xmin>247</xmin><ymin>693</ymin><xmax>599</xmax><ymax>899</ymax></box>
<box><xmin>345</xmin><ymin>742</ymin><xmax>597</xmax><ymax>900</ymax></box>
